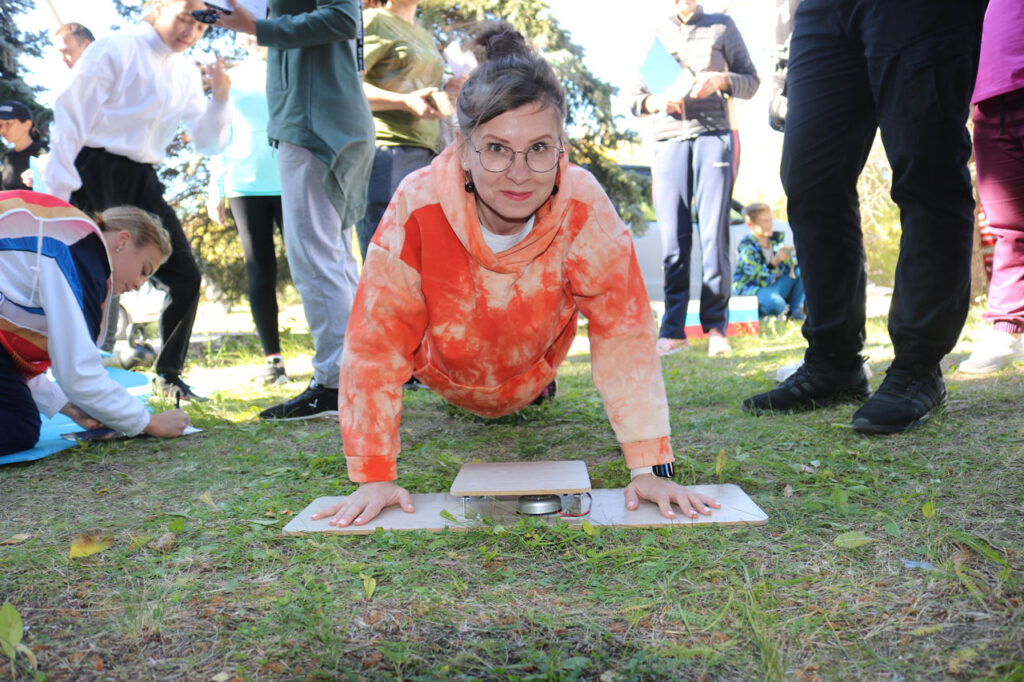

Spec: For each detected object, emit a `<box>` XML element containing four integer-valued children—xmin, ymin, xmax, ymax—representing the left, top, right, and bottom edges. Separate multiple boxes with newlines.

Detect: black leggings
<box><xmin>71</xmin><ymin>147</ymin><xmax>201</xmax><ymax>377</ymax></box>
<box><xmin>228</xmin><ymin>195</ymin><xmax>284</xmax><ymax>356</ymax></box>
<box><xmin>0</xmin><ymin>347</ymin><xmax>41</xmax><ymax>456</ymax></box>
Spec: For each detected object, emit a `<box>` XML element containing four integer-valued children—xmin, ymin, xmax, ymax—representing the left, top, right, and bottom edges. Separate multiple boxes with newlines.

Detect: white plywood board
<box><xmin>282</xmin><ymin>484</ymin><xmax>767</xmax><ymax>535</ymax></box>
<box><xmin>449</xmin><ymin>460</ymin><xmax>592</xmax><ymax>496</ymax></box>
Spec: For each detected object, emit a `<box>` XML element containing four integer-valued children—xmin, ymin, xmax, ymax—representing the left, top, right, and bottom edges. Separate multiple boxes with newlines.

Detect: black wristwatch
<box><xmin>652</xmin><ymin>462</ymin><xmax>675</xmax><ymax>479</ymax></box>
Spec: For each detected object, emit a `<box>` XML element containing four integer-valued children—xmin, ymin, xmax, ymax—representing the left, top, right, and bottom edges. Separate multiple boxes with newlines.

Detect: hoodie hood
<box><xmin>431</xmin><ymin>141</ymin><xmax>573</xmax><ymax>274</ymax></box>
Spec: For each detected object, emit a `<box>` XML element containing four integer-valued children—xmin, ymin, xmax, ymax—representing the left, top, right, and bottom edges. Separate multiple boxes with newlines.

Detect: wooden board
<box><xmin>449</xmin><ymin>460</ymin><xmax>591</xmax><ymax>496</ymax></box>
<box><xmin>282</xmin><ymin>484</ymin><xmax>767</xmax><ymax>535</ymax></box>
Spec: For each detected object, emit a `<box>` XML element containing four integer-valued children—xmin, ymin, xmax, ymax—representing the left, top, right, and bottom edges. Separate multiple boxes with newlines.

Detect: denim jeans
<box><xmin>757</xmin><ymin>272</ymin><xmax>805</xmax><ymax>319</ymax></box>
<box><xmin>355</xmin><ymin>145</ymin><xmax>435</xmax><ymax>260</ymax></box>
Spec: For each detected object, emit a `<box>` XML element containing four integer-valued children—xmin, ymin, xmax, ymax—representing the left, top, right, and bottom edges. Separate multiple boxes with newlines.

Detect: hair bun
<box><xmin>476</xmin><ymin>22</ymin><xmax>528</xmax><ymax>61</ymax></box>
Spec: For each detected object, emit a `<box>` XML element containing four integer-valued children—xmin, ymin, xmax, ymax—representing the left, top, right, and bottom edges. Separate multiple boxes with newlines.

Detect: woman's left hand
<box><xmin>624</xmin><ymin>474</ymin><xmax>721</xmax><ymax>519</ymax></box>
<box><xmin>59</xmin><ymin>403</ymin><xmax>105</xmax><ymax>431</ymax></box>
<box><xmin>208</xmin><ymin>58</ymin><xmax>231</xmax><ymax>103</ymax></box>
<box><xmin>214</xmin><ymin>0</ymin><xmax>257</xmax><ymax>35</ymax></box>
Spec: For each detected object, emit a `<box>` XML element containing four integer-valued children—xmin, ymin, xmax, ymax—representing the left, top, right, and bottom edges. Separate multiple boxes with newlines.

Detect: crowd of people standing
<box><xmin>1</xmin><ymin>0</ymin><xmax>1022</xmax><ymax>521</ymax></box>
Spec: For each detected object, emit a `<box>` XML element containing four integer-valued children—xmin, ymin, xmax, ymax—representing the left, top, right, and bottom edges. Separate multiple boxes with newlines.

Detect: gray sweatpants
<box><xmin>277</xmin><ymin>142</ymin><xmax>360</xmax><ymax>389</ymax></box>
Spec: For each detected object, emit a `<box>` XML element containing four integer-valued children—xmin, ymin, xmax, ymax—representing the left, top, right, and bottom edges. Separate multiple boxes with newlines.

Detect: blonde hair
<box><xmin>742</xmin><ymin>202</ymin><xmax>772</xmax><ymax>222</ymax></box>
<box><xmin>142</xmin><ymin>0</ymin><xmax>202</xmax><ymax>26</ymax></box>
<box><xmin>95</xmin><ymin>206</ymin><xmax>172</xmax><ymax>264</ymax></box>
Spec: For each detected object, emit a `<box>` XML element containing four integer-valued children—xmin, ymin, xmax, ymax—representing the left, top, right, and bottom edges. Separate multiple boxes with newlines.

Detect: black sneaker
<box><xmin>259</xmin><ymin>381</ymin><xmax>338</xmax><ymax>420</ymax></box>
<box><xmin>531</xmin><ymin>380</ymin><xmax>557</xmax><ymax>406</ymax></box>
<box><xmin>256</xmin><ymin>357</ymin><xmax>289</xmax><ymax>385</ymax></box>
<box><xmin>851</xmin><ymin>366</ymin><xmax>946</xmax><ymax>434</ymax></box>
<box><xmin>743</xmin><ymin>358</ymin><xmax>871</xmax><ymax>414</ymax></box>
<box><xmin>154</xmin><ymin>373</ymin><xmax>208</xmax><ymax>402</ymax></box>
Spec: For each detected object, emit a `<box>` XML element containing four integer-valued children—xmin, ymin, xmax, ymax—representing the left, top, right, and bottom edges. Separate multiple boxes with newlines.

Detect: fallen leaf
<box><xmin>799</xmin><ymin>464</ymin><xmax>817</xmax><ymax>474</ymax></box>
<box><xmin>211</xmin><ymin>672</ymin><xmax>232</xmax><ymax>682</ymax></box>
<box><xmin>69</xmin><ymin>532</ymin><xmax>114</xmax><ymax>559</ymax></box>
<box><xmin>783</xmin><ymin>484</ymin><xmax>794</xmax><ymax>498</ymax></box>
<box><xmin>833</xmin><ymin>531</ymin><xmax>877</xmax><ymax>549</ymax></box>
<box><xmin>909</xmin><ymin>624</ymin><xmax>944</xmax><ymax>636</ymax></box>
<box><xmin>922</xmin><ymin>500</ymin><xmax>936</xmax><ymax>519</ymax></box>
<box><xmin>199</xmin><ymin>491</ymin><xmax>217</xmax><ymax>510</ymax></box>
<box><xmin>0</xmin><ymin>534</ymin><xmax>30</xmax><ymax>546</ymax></box>
<box><xmin>148</xmin><ymin>532</ymin><xmax>177</xmax><ymax>552</ymax></box>
<box><xmin>264</xmin><ymin>510</ymin><xmax>276</xmax><ymax>518</ymax></box>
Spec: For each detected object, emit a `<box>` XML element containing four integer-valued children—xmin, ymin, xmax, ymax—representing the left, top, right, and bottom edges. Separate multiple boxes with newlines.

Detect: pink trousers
<box><xmin>974</xmin><ymin>87</ymin><xmax>1024</xmax><ymax>332</ymax></box>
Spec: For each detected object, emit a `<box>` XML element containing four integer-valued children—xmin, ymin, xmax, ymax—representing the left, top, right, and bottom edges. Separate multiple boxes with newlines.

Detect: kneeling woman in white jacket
<box><xmin>0</xmin><ymin>190</ymin><xmax>190</xmax><ymax>455</ymax></box>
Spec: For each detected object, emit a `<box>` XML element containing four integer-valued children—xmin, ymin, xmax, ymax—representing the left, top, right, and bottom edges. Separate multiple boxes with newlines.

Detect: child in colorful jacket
<box><xmin>733</xmin><ymin>202</ymin><xmax>804</xmax><ymax>320</ymax></box>
<box><xmin>0</xmin><ymin>191</ymin><xmax>190</xmax><ymax>455</ymax></box>
<box><xmin>314</xmin><ymin>24</ymin><xmax>721</xmax><ymax>528</ymax></box>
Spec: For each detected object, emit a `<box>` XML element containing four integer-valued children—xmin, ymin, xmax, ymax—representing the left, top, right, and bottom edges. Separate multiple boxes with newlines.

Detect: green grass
<box><xmin>1</xmin><ymin>309</ymin><xmax>1022</xmax><ymax>680</ymax></box>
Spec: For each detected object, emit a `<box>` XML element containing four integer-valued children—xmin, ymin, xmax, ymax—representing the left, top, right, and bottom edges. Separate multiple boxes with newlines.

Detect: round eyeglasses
<box><xmin>472</xmin><ymin>142</ymin><xmax>564</xmax><ymax>173</ymax></box>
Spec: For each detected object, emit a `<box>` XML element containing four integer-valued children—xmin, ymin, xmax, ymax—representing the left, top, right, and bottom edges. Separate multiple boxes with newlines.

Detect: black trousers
<box><xmin>71</xmin><ymin>147</ymin><xmax>201</xmax><ymax>376</ymax></box>
<box><xmin>781</xmin><ymin>0</ymin><xmax>984</xmax><ymax>371</ymax></box>
<box><xmin>0</xmin><ymin>347</ymin><xmax>41</xmax><ymax>456</ymax></box>
<box><xmin>227</xmin><ymin>194</ymin><xmax>284</xmax><ymax>357</ymax></box>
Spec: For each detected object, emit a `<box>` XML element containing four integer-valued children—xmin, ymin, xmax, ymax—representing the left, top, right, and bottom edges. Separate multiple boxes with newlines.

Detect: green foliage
<box><xmin>858</xmin><ymin>134</ymin><xmax>901</xmax><ymax>287</ymax></box>
<box><xmin>0</xmin><ymin>0</ymin><xmax>52</xmax><ymax>133</ymax></box>
<box><xmin>0</xmin><ymin>601</ymin><xmax>37</xmax><ymax>677</ymax></box>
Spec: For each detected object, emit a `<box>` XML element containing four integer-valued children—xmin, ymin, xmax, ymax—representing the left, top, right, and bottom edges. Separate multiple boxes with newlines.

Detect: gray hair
<box><xmin>456</xmin><ymin>23</ymin><xmax>567</xmax><ymax>136</ymax></box>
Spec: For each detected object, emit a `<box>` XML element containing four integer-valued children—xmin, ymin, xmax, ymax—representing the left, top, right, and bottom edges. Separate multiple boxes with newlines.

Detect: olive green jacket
<box><xmin>256</xmin><ymin>0</ymin><xmax>373</xmax><ymax>225</ymax></box>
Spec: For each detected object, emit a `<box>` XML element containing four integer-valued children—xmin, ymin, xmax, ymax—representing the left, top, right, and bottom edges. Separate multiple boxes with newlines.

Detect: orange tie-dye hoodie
<box><xmin>340</xmin><ymin>144</ymin><xmax>673</xmax><ymax>483</ymax></box>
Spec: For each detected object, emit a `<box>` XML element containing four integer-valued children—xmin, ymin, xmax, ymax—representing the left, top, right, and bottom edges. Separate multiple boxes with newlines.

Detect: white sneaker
<box><xmin>707</xmin><ymin>332</ymin><xmax>732</xmax><ymax>357</ymax></box>
<box><xmin>959</xmin><ymin>330</ymin><xmax>1024</xmax><ymax>374</ymax></box>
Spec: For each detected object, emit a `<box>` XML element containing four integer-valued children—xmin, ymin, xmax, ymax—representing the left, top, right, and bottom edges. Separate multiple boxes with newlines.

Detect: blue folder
<box><xmin>639</xmin><ymin>37</ymin><xmax>694</xmax><ymax>95</ymax></box>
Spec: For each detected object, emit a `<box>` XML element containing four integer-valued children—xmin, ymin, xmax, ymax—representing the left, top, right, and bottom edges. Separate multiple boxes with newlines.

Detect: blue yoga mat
<box><xmin>0</xmin><ymin>367</ymin><xmax>152</xmax><ymax>466</ymax></box>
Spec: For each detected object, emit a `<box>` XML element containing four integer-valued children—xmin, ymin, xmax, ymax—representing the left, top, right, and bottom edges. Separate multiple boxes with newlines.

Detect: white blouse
<box><xmin>44</xmin><ymin>22</ymin><xmax>231</xmax><ymax>201</ymax></box>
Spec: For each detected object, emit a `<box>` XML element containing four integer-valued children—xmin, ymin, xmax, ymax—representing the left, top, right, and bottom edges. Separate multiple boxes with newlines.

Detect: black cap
<box><xmin>0</xmin><ymin>101</ymin><xmax>32</xmax><ymax>121</ymax></box>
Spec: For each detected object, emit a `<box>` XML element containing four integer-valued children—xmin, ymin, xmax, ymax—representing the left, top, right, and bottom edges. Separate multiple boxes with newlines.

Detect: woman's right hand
<box><xmin>404</xmin><ymin>88</ymin><xmax>445</xmax><ymax>120</ymax></box>
<box><xmin>143</xmin><ymin>410</ymin><xmax>190</xmax><ymax>437</ymax></box>
<box><xmin>312</xmin><ymin>481</ymin><xmax>415</xmax><ymax>527</ymax></box>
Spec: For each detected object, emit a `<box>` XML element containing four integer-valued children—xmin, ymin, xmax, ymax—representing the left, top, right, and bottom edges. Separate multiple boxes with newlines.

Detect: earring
<box><xmin>116</xmin><ymin>245</ymin><xmax>123</xmax><ymax>253</ymax></box>
<box><xmin>550</xmin><ymin>185</ymin><xmax>559</xmax><ymax>196</ymax></box>
<box><xmin>464</xmin><ymin>173</ymin><xmax>475</xmax><ymax>193</ymax></box>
